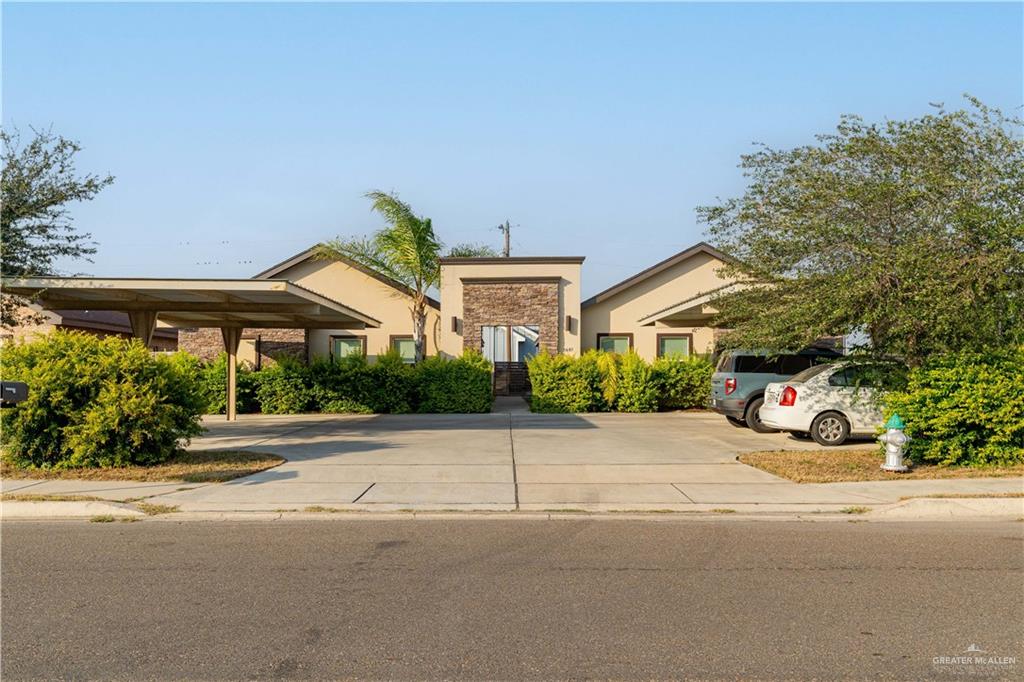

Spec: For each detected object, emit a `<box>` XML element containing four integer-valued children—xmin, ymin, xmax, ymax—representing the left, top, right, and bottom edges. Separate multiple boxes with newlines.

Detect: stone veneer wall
<box><xmin>178</xmin><ymin>327</ymin><xmax>307</xmax><ymax>366</ymax></box>
<box><xmin>461</xmin><ymin>281</ymin><xmax>560</xmax><ymax>356</ymax></box>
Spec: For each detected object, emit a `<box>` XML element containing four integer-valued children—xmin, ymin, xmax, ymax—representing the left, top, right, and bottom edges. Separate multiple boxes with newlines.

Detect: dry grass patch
<box><xmin>135</xmin><ymin>503</ymin><xmax>179</xmax><ymax>516</ymax></box>
<box><xmin>739</xmin><ymin>450</ymin><xmax>1024</xmax><ymax>483</ymax></box>
<box><xmin>0</xmin><ymin>493</ymin><xmax>104</xmax><ymax>502</ymax></box>
<box><xmin>1</xmin><ymin>450</ymin><xmax>284</xmax><ymax>483</ymax></box>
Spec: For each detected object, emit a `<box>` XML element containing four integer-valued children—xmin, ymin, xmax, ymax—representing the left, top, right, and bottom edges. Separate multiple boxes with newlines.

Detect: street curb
<box><xmin>2</xmin><ymin>501</ymin><xmax>146</xmax><ymax>519</ymax></box>
<box><xmin>871</xmin><ymin>497</ymin><xmax>1024</xmax><ymax>519</ymax></box>
<box><xmin>4</xmin><ymin>500</ymin><xmax>1022</xmax><ymax>522</ymax></box>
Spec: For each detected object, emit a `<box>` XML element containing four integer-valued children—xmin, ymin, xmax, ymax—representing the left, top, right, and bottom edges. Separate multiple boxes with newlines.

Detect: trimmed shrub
<box><xmin>527</xmin><ymin>352</ymin><xmax>603</xmax><ymax>413</ymax></box>
<box><xmin>0</xmin><ymin>331</ymin><xmax>205</xmax><ymax>468</ymax></box>
<box><xmin>616</xmin><ymin>351</ymin><xmax>659</xmax><ymax>412</ymax></box>
<box><xmin>884</xmin><ymin>348</ymin><xmax>1024</xmax><ymax>466</ymax></box>
<box><xmin>652</xmin><ymin>355</ymin><xmax>714</xmax><ymax>410</ymax></box>
<box><xmin>527</xmin><ymin>350</ymin><xmax>714</xmax><ymax>413</ymax></box>
<box><xmin>416</xmin><ymin>351</ymin><xmax>493</xmax><ymax>413</ymax></box>
<box><xmin>365</xmin><ymin>350</ymin><xmax>416</xmax><ymax>413</ymax></box>
<box><xmin>253</xmin><ymin>357</ymin><xmax>313</xmax><ymax>414</ymax></box>
<box><xmin>198</xmin><ymin>353</ymin><xmax>260</xmax><ymax>414</ymax></box>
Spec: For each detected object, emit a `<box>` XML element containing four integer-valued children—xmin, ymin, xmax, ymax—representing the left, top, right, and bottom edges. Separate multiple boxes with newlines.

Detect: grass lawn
<box><xmin>739</xmin><ymin>449</ymin><xmax>1024</xmax><ymax>483</ymax></box>
<box><xmin>0</xmin><ymin>450</ymin><xmax>284</xmax><ymax>483</ymax></box>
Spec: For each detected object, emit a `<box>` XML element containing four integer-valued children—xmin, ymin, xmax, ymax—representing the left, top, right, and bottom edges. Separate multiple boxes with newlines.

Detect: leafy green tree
<box><xmin>447</xmin><ymin>242</ymin><xmax>498</xmax><ymax>257</ymax></box>
<box><xmin>698</xmin><ymin>98</ymin><xmax>1024</xmax><ymax>366</ymax></box>
<box><xmin>1</xmin><ymin>128</ymin><xmax>113</xmax><ymax>327</ymax></box>
<box><xmin>317</xmin><ymin>191</ymin><xmax>495</xmax><ymax>362</ymax></box>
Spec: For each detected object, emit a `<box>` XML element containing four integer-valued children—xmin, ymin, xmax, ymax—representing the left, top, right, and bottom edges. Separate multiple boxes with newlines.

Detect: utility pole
<box><xmin>498</xmin><ymin>220</ymin><xmax>511</xmax><ymax>257</ymax></box>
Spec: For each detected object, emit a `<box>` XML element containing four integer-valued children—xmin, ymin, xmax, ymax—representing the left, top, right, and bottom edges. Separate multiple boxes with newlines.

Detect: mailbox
<box><xmin>0</xmin><ymin>381</ymin><xmax>28</xmax><ymax>407</ymax></box>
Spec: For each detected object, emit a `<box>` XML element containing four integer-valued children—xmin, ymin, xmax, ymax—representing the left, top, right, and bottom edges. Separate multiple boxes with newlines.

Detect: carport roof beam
<box><xmin>1</xmin><ymin>277</ymin><xmax>382</xmax><ymax>330</ymax></box>
<box><xmin>2</xmin><ymin>277</ymin><xmax>383</xmax><ymax>421</ymax></box>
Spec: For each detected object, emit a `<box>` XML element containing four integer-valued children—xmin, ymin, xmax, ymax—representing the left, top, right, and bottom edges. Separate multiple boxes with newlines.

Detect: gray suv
<box><xmin>709</xmin><ymin>349</ymin><xmax>842</xmax><ymax>432</ymax></box>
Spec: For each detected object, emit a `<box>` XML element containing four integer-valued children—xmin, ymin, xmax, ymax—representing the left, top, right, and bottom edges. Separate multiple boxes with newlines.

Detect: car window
<box><xmin>828</xmin><ymin>365</ymin><xmax>878</xmax><ymax>388</ymax></box>
<box><xmin>734</xmin><ymin>356</ymin><xmax>774</xmax><ymax>373</ymax></box>
<box><xmin>788</xmin><ymin>364</ymin><xmax>833</xmax><ymax>383</ymax></box>
<box><xmin>733</xmin><ymin>354</ymin><xmax>813</xmax><ymax>374</ymax></box>
<box><xmin>779</xmin><ymin>355</ymin><xmax>814</xmax><ymax>375</ymax></box>
<box><xmin>828</xmin><ymin>368</ymin><xmax>852</xmax><ymax>387</ymax></box>
<box><xmin>715</xmin><ymin>353</ymin><xmax>734</xmax><ymax>371</ymax></box>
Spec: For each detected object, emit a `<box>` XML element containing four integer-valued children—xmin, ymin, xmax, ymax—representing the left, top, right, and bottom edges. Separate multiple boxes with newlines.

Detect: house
<box><xmin>1</xmin><ymin>305</ymin><xmax>178</xmax><ymax>351</ymax></box>
<box><xmin>579</xmin><ymin>243</ymin><xmax>736</xmax><ymax>361</ymax></box>
<box><xmin>178</xmin><ymin>241</ymin><xmax>736</xmax><ymax>380</ymax></box>
<box><xmin>178</xmin><ymin>247</ymin><xmax>441</xmax><ymax>366</ymax></box>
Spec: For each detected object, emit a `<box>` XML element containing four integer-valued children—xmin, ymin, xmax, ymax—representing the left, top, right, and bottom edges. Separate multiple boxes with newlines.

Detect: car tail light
<box><xmin>779</xmin><ymin>386</ymin><xmax>797</xmax><ymax>406</ymax></box>
<box><xmin>725</xmin><ymin>378</ymin><xmax>737</xmax><ymax>395</ymax></box>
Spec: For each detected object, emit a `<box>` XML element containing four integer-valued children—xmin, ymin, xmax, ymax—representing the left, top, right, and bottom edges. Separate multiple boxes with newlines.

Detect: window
<box><xmin>657</xmin><ymin>334</ymin><xmax>692</xmax><ymax>358</ymax></box>
<box><xmin>597</xmin><ymin>333</ymin><xmax>633</xmax><ymax>354</ymax></box>
<box><xmin>481</xmin><ymin>325</ymin><xmax>540</xmax><ymax>362</ymax></box>
<box><xmin>390</xmin><ymin>336</ymin><xmax>417</xmax><ymax>363</ymax></box>
<box><xmin>331</xmin><ymin>336</ymin><xmax>365</xmax><ymax>360</ymax></box>
<box><xmin>779</xmin><ymin>355</ymin><xmax>815</xmax><ymax>376</ymax></box>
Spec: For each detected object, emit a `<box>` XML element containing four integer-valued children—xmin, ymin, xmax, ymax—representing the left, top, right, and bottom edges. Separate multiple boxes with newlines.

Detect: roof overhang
<box><xmin>2</xmin><ymin>278</ymin><xmax>381</xmax><ymax>329</ymax></box>
<box><xmin>582</xmin><ymin>242</ymin><xmax>734</xmax><ymax>308</ymax></box>
<box><xmin>255</xmin><ymin>245</ymin><xmax>440</xmax><ymax>311</ymax></box>
<box><xmin>637</xmin><ymin>283</ymin><xmax>740</xmax><ymax>326</ymax></box>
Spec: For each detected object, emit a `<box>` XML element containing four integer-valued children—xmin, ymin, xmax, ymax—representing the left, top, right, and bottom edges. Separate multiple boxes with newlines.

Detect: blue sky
<box><xmin>3</xmin><ymin>2</ymin><xmax>1022</xmax><ymax>296</ymax></box>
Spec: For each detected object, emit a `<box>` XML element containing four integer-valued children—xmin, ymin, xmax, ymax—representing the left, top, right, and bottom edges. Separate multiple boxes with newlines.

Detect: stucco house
<box><xmin>179</xmin><ymin>246</ymin><xmax>441</xmax><ymax>367</ymax></box>
<box><xmin>179</xmin><ymin>242</ymin><xmax>735</xmax><ymax>381</ymax></box>
<box><xmin>579</xmin><ymin>242</ymin><xmax>736</xmax><ymax>361</ymax></box>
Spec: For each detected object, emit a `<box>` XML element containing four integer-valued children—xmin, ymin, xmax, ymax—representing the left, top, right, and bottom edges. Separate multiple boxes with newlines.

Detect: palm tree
<box><xmin>317</xmin><ymin>191</ymin><xmax>495</xmax><ymax>363</ymax></box>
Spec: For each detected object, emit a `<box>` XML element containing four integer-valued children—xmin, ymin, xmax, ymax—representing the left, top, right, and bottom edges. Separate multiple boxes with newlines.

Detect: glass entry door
<box><xmin>481</xmin><ymin>325</ymin><xmax>540</xmax><ymax>394</ymax></box>
<box><xmin>481</xmin><ymin>325</ymin><xmax>540</xmax><ymax>363</ymax></box>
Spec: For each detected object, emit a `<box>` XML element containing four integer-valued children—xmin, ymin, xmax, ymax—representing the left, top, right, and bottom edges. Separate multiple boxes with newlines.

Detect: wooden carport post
<box><xmin>220</xmin><ymin>327</ymin><xmax>242</xmax><ymax>421</ymax></box>
<box><xmin>127</xmin><ymin>311</ymin><xmax>158</xmax><ymax>348</ymax></box>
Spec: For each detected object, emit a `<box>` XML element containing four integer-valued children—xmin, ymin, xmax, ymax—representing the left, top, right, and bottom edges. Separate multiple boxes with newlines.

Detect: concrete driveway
<box><xmin>147</xmin><ymin>407</ymin><xmax>933</xmax><ymax>512</ymax></box>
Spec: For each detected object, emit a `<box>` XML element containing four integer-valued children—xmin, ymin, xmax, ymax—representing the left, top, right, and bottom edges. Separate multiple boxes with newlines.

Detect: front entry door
<box><xmin>481</xmin><ymin>325</ymin><xmax>540</xmax><ymax>396</ymax></box>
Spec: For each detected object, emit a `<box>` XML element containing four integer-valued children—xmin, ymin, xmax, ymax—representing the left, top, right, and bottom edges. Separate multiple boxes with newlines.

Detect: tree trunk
<box><xmin>412</xmin><ymin>298</ymin><xmax>427</xmax><ymax>363</ymax></box>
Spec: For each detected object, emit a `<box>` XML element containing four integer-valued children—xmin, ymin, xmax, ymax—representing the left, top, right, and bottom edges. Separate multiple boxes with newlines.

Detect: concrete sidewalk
<box><xmin>3</xmin><ymin>412</ymin><xmax>1021</xmax><ymax>517</ymax></box>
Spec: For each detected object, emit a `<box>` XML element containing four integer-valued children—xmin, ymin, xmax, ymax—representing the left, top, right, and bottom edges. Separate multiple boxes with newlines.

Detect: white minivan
<box><xmin>758</xmin><ymin>363</ymin><xmax>886</xmax><ymax>446</ymax></box>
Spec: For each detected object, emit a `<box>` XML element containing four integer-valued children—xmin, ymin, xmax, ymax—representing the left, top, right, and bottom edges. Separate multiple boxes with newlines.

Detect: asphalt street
<box><xmin>3</xmin><ymin>518</ymin><xmax>1022</xmax><ymax>680</ymax></box>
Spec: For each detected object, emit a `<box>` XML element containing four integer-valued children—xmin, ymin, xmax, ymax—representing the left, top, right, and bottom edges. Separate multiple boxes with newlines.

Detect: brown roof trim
<box><xmin>581</xmin><ymin>242</ymin><xmax>735</xmax><ymax>309</ymax></box>
<box><xmin>253</xmin><ymin>245</ymin><xmax>441</xmax><ymax>310</ymax></box>
<box><xmin>439</xmin><ymin>256</ymin><xmax>585</xmax><ymax>265</ymax></box>
<box><xmin>461</xmin><ymin>276</ymin><xmax>562</xmax><ymax>284</ymax></box>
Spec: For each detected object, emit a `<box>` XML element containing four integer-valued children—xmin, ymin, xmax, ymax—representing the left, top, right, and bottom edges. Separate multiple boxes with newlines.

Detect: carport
<box><xmin>2</xmin><ymin>277</ymin><xmax>380</xmax><ymax>420</ymax></box>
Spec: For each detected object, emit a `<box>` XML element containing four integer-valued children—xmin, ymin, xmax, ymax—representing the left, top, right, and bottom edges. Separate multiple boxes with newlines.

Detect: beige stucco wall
<box><xmin>267</xmin><ymin>258</ymin><xmax>440</xmax><ymax>361</ymax></box>
<box><xmin>439</xmin><ymin>261</ymin><xmax>583</xmax><ymax>358</ymax></box>
<box><xmin>580</xmin><ymin>251</ymin><xmax>734</xmax><ymax>361</ymax></box>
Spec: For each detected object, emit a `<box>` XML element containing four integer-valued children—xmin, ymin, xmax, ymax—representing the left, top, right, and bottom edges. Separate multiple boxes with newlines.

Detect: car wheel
<box><xmin>726</xmin><ymin>416</ymin><xmax>747</xmax><ymax>428</ymax></box>
<box><xmin>744</xmin><ymin>396</ymin><xmax>777</xmax><ymax>433</ymax></box>
<box><xmin>810</xmin><ymin>412</ymin><xmax>850</xmax><ymax>446</ymax></box>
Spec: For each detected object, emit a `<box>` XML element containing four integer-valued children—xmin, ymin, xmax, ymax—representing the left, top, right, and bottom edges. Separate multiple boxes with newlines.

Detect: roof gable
<box><xmin>581</xmin><ymin>242</ymin><xmax>734</xmax><ymax>308</ymax></box>
<box><xmin>254</xmin><ymin>245</ymin><xmax>441</xmax><ymax>310</ymax></box>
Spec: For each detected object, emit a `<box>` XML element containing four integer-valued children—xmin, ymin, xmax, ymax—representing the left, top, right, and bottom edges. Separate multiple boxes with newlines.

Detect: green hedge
<box><xmin>416</xmin><ymin>352</ymin><xmax>494</xmax><ymax>413</ymax></box>
<box><xmin>199</xmin><ymin>350</ymin><xmax>493</xmax><ymax>415</ymax></box>
<box><xmin>651</xmin><ymin>355</ymin><xmax>715</xmax><ymax>410</ymax></box>
<box><xmin>884</xmin><ymin>348</ymin><xmax>1024</xmax><ymax>466</ymax></box>
<box><xmin>0</xmin><ymin>331</ymin><xmax>206</xmax><ymax>468</ymax></box>
<box><xmin>527</xmin><ymin>350</ymin><xmax>714</xmax><ymax>413</ymax></box>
